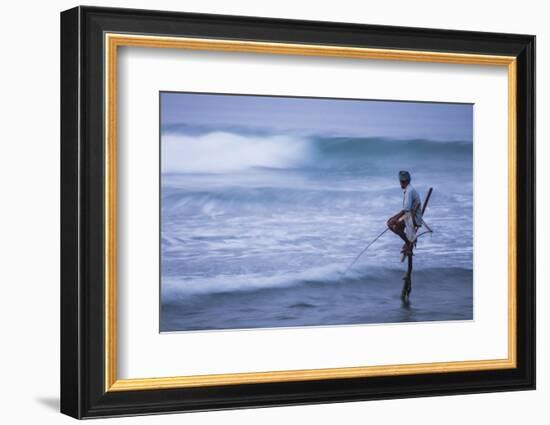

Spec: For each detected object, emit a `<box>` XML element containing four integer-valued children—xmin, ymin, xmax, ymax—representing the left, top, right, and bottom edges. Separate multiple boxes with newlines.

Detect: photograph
<box><xmin>159</xmin><ymin>92</ymin><xmax>474</xmax><ymax>332</ymax></box>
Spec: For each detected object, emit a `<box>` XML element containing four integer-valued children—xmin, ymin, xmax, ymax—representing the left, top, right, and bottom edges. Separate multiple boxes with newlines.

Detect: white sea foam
<box><xmin>161</xmin><ymin>132</ymin><xmax>312</xmax><ymax>173</ymax></box>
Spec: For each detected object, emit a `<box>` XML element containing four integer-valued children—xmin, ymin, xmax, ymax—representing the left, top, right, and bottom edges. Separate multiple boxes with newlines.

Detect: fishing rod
<box><xmin>343</xmin><ymin>227</ymin><xmax>389</xmax><ymax>274</ymax></box>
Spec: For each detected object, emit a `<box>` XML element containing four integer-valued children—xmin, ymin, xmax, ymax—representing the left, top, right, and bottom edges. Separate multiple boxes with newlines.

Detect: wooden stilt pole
<box><xmin>401</xmin><ymin>250</ymin><xmax>413</xmax><ymax>301</ymax></box>
<box><xmin>400</xmin><ymin>187</ymin><xmax>432</xmax><ymax>301</ymax></box>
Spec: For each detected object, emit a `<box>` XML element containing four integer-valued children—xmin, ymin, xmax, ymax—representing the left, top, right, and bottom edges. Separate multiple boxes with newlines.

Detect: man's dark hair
<box><xmin>399</xmin><ymin>170</ymin><xmax>411</xmax><ymax>182</ymax></box>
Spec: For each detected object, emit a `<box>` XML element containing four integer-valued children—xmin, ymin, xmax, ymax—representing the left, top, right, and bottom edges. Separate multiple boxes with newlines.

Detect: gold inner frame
<box><xmin>104</xmin><ymin>33</ymin><xmax>517</xmax><ymax>392</ymax></box>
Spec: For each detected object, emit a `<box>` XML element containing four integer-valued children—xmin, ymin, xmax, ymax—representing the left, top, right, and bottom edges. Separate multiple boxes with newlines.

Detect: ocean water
<box><xmin>160</xmin><ymin>132</ymin><xmax>473</xmax><ymax>332</ymax></box>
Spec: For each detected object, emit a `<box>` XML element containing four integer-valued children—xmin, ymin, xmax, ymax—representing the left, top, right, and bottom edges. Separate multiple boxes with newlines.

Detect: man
<box><xmin>387</xmin><ymin>170</ymin><xmax>423</xmax><ymax>256</ymax></box>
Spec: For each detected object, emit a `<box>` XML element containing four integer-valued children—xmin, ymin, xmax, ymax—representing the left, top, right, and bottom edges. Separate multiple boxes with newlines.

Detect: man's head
<box><xmin>399</xmin><ymin>170</ymin><xmax>411</xmax><ymax>189</ymax></box>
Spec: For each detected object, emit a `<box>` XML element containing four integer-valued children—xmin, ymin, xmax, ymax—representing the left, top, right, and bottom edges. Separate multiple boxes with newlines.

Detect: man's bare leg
<box><xmin>387</xmin><ymin>219</ymin><xmax>412</xmax><ymax>254</ymax></box>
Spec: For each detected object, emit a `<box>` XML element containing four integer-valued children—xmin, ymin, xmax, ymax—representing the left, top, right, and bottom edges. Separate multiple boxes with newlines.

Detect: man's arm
<box><xmin>387</xmin><ymin>210</ymin><xmax>405</xmax><ymax>228</ymax></box>
<box><xmin>402</xmin><ymin>188</ymin><xmax>413</xmax><ymax>212</ymax></box>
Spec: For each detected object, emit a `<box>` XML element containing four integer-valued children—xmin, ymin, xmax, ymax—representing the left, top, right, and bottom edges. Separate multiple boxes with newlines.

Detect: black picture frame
<box><xmin>61</xmin><ymin>5</ymin><xmax>535</xmax><ymax>419</ymax></box>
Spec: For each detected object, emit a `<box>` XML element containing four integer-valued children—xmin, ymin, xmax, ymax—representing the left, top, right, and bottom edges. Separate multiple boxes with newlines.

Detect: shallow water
<box><xmin>161</xmin><ymin>267</ymin><xmax>472</xmax><ymax>332</ymax></box>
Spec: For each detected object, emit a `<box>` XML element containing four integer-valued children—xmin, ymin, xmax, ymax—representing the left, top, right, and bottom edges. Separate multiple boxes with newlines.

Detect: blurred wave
<box><xmin>161</xmin><ymin>131</ymin><xmax>472</xmax><ymax>174</ymax></box>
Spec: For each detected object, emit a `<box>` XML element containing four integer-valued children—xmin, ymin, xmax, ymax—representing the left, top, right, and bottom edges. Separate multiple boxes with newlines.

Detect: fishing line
<box><xmin>416</xmin><ymin>230</ymin><xmax>433</xmax><ymax>238</ymax></box>
<box><xmin>343</xmin><ymin>222</ymin><xmax>434</xmax><ymax>275</ymax></box>
<box><xmin>343</xmin><ymin>227</ymin><xmax>389</xmax><ymax>274</ymax></box>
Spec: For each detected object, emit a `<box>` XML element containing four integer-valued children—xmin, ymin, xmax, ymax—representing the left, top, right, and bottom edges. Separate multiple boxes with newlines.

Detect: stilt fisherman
<box><xmin>386</xmin><ymin>170</ymin><xmax>423</xmax><ymax>256</ymax></box>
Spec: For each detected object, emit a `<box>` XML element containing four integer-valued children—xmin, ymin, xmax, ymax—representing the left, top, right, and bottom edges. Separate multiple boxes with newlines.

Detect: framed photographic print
<box><xmin>60</xmin><ymin>6</ymin><xmax>535</xmax><ymax>419</ymax></box>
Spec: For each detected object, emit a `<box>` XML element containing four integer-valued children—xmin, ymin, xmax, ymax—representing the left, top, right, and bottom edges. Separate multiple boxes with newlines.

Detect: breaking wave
<box><xmin>161</xmin><ymin>132</ymin><xmax>312</xmax><ymax>173</ymax></box>
<box><xmin>161</xmin><ymin>131</ymin><xmax>472</xmax><ymax>174</ymax></box>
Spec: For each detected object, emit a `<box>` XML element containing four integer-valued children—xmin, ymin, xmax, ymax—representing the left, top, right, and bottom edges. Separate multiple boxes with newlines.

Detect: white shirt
<box><xmin>402</xmin><ymin>184</ymin><xmax>423</xmax><ymax>226</ymax></box>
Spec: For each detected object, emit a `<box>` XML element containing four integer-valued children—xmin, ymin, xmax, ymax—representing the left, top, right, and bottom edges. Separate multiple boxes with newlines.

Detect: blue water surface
<box><xmin>160</xmin><ymin>132</ymin><xmax>473</xmax><ymax>332</ymax></box>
